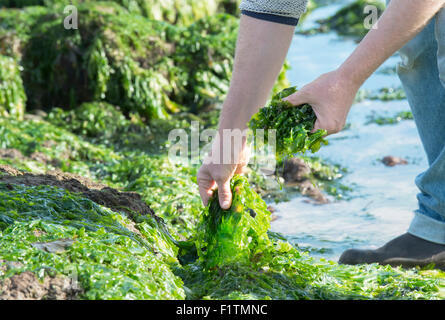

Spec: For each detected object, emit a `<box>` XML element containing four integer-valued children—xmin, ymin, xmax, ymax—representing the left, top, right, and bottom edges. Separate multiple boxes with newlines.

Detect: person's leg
<box><xmin>339</xmin><ymin>14</ymin><xmax>445</xmax><ymax>270</ymax></box>
<box><xmin>400</xmin><ymin>11</ymin><xmax>445</xmax><ymax>243</ymax></box>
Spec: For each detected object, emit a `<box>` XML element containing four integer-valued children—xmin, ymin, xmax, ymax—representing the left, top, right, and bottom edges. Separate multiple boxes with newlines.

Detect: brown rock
<box><xmin>283</xmin><ymin>157</ymin><xmax>311</xmax><ymax>183</ymax></box>
<box><xmin>382</xmin><ymin>156</ymin><xmax>408</xmax><ymax>167</ymax></box>
<box><xmin>298</xmin><ymin>180</ymin><xmax>329</xmax><ymax>204</ymax></box>
<box><xmin>0</xmin><ymin>148</ymin><xmax>25</xmax><ymax>160</ymax></box>
<box><xmin>0</xmin><ymin>271</ymin><xmax>82</xmax><ymax>300</ymax></box>
<box><xmin>0</xmin><ymin>165</ymin><xmax>159</xmax><ymax>221</ymax></box>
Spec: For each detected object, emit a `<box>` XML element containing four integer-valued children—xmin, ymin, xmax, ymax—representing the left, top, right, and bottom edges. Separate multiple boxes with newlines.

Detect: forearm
<box><xmin>339</xmin><ymin>0</ymin><xmax>445</xmax><ymax>87</ymax></box>
<box><xmin>218</xmin><ymin>15</ymin><xmax>295</xmax><ymax>134</ymax></box>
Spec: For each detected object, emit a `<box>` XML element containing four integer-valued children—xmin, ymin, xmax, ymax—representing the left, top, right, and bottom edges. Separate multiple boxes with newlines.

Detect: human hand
<box><xmin>197</xmin><ymin>143</ymin><xmax>250</xmax><ymax>209</ymax></box>
<box><xmin>283</xmin><ymin>70</ymin><xmax>360</xmax><ymax>135</ymax></box>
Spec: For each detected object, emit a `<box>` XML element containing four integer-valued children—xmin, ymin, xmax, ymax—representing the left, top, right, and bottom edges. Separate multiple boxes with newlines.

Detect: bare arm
<box><xmin>219</xmin><ymin>15</ymin><xmax>295</xmax><ymax>132</ymax></box>
<box><xmin>286</xmin><ymin>0</ymin><xmax>445</xmax><ymax>135</ymax></box>
<box><xmin>341</xmin><ymin>0</ymin><xmax>445</xmax><ymax>86</ymax></box>
<box><xmin>197</xmin><ymin>15</ymin><xmax>295</xmax><ymax>209</ymax></box>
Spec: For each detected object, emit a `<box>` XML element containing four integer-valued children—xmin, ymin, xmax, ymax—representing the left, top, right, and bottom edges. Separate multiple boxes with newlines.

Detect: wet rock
<box><xmin>33</xmin><ymin>229</ymin><xmax>47</xmax><ymax>237</ymax></box>
<box><xmin>282</xmin><ymin>158</ymin><xmax>329</xmax><ymax>204</ymax></box>
<box><xmin>0</xmin><ymin>164</ymin><xmax>22</xmax><ymax>176</ymax></box>
<box><xmin>266</xmin><ymin>206</ymin><xmax>279</xmax><ymax>221</ymax></box>
<box><xmin>0</xmin><ymin>148</ymin><xmax>25</xmax><ymax>160</ymax></box>
<box><xmin>298</xmin><ymin>180</ymin><xmax>329</xmax><ymax>204</ymax></box>
<box><xmin>0</xmin><ymin>271</ymin><xmax>82</xmax><ymax>300</ymax></box>
<box><xmin>283</xmin><ymin>158</ymin><xmax>311</xmax><ymax>183</ymax></box>
<box><xmin>32</xmin><ymin>239</ymin><xmax>76</xmax><ymax>253</ymax></box>
<box><xmin>0</xmin><ymin>164</ymin><xmax>159</xmax><ymax>221</ymax></box>
<box><xmin>382</xmin><ymin>156</ymin><xmax>408</xmax><ymax>167</ymax></box>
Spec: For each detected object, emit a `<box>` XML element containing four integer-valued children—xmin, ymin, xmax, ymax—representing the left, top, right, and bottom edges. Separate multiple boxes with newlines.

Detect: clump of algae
<box><xmin>196</xmin><ymin>175</ymin><xmax>271</xmax><ymax>269</ymax></box>
<box><xmin>249</xmin><ymin>87</ymin><xmax>328</xmax><ymax>161</ymax></box>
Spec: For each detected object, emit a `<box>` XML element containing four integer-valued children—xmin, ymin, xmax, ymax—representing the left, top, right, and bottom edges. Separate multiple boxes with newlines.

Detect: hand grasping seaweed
<box><xmin>248</xmin><ymin>87</ymin><xmax>328</xmax><ymax>161</ymax></box>
<box><xmin>195</xmin><ymin>175</ymin><xmax>272</xmax><ymax>269</ymax></box>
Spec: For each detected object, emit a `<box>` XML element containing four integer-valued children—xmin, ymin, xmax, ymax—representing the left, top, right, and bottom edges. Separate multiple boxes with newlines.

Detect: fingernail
<box><xmin>222</xmin><ymin>201</ymin><xmax>230</xmax><ymax>209</ymax></box>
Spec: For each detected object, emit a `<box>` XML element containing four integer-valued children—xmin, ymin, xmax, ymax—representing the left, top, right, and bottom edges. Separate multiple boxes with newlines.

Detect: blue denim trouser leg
<box><xmin>397</xmin><ymin>10</ymin><xmax>445</xmax><ymax>244</ymax></box>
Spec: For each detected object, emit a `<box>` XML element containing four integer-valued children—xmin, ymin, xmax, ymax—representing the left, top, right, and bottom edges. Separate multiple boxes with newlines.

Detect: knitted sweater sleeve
<box><xmin>239</xmin><ymin>0</ymin><xmax>309</xmax><ymax>26</ymax></box>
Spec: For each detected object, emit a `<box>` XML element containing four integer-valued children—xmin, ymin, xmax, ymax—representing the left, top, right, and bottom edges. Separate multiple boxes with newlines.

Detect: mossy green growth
<box><xmin>1</xmin><ymin>3</ymin><xmax>289</xmax><ymax>120</ymax></box>
<box><xmin>173</xmin><ymin>14</ymin><xmax>238</xmax><ymax>112</ymax></box>
<box><xmin>173</xmin><ymin>13</ymin><xmax>290</xmax><ymax>112</ymax></box>
<box><xmin>366</xmin><ymin>110</ymin><xmax>413</xmax><ymax>125</ymax></box>
<box><xmin>249</xmin><ymin>87</ymin><xmax>328</xmax><ymax>161</ymax></box>
<box><xmin>0</xmin><ymin>0</ymin><xmax>60</xmax><ymax>6</ymax></box>
<box><xmin>0</xmin><ymin>6</ymin><xmax>48</xmax><ymax>59</ymax></box>
<box><xmin>0</xmin><ymin>116</ymin><xmax>119</xmax><ymax>178</ymax></box>
<box><xmin>47</xmin><ymin>102</ymin><xmax>127</xmax><ymax>139</ymax></box>
<box><xmin>179</xmin><ymin>175</ymin><xmax>445</xmax><ymax>300</ymax></box>
<box><xmin>196</xmin><ymin>175</ymin><xmax>271</xmax><ymax>269</ymax></box>
<box><xmin>107</xmin><ymin>0</ymin><xmax>241</xmax><ymax>25</ymax></box>
<box><xmin>0</xmin><ymin>183</ymin><xmax>185</xmax><ymax>299</ymax></box>
<box><xmin>317</xmin><ymin>0</ymin><xmax>386</xmax><ymax>39</ymax></box>
<box><xmin>18</xmin><ymin>3</ymin><xmax>174</xmax><ymax>119</ymax></box>
<box><xmin>1</xmin><ymin>0</ymin><xmax>240</xmax><ymax>25</ymax></box>
<box><xmin>0</xmin><ymin>55</ymin><xmax>26</xmax><ymax>119</ymax></box>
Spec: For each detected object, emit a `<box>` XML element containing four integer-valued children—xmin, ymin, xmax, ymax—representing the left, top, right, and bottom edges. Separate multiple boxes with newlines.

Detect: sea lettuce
<box><xmin>249</xmin><ymin>87</ymin><xmax>328</xmax><ymax>161</ymax></box>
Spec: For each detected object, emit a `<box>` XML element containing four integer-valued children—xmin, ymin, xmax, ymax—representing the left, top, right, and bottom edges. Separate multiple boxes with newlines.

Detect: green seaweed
<box><xmin>249</xmin><ymin>87</ymin><xmax>328</xmax><ymax>161</ymax></box>
<box><xmin>356</xmin><ymin>86</ymin><xmax>406</xmax><ymax>102</ymax></box>
<box><xmin>196</xmin><ymin>175</ymin><xmax>271</xmax><ymax>269</ymax></box>
<box><xmin>1</xmin><ymin>0</ymin><xmax>241</xmax><ymax>25</ymax></box>
<box><xmin>1</xmin><ymin>115</ymin><xmax>444</xmax><ymax>300</ymax></box>
<box><xmin>313</xmin><ymin>0</ymin><xmax>386</xmax><ymax>39</ymax></box>
<box><xmin>178</xmin><ymin>175</ymin><xmax>445</xmax><ymax>300</ymax></box>
<box><xmin>1</xmin><ymin>3</ymin><xmax>287</xmax><ymax>120</ymax></box>
<box><xmin>0</xmin><ymin>55</ymin><xmax>26</xmax><ymax>119</ymax></box>
<box><xmin>46</xmin><ymin>102</ymin><xmax>128</xmax><ymax>139</ymax></box>
<box><xmin>0</xmin><ymin>183</ymin><xmax>184</xmax><ymax>299</ymax></box>
<box><xmin>366</xmin><ymin>110</ymin><xmax>413</xmax><ymax>125</ymax></box>
<box><xmin>2</xmin><ymin>0</ymin><xmax>444</xmax><ymax>301</ymax></box>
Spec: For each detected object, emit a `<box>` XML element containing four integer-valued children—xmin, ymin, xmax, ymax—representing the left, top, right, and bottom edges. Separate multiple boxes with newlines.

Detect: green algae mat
<box><xmin>1</xmin><ymin>168</ymin><xmax>444</xmax><ymax>299</ymax></box>
<box><xmin>0</xmin><ymin>0</ymin><xmax>444</xmax><ymax>300</ymax></box>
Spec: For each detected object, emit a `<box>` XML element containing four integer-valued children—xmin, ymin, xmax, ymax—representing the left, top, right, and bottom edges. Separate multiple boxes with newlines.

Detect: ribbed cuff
<box><xmin>408</xmin><ymin>211</ymin><xmax>445</xmax><ymax>245</ymax></box>
<box><xmin>241</xmin><ymin>10</ymin><xmax>299</xmax><ymax>26</ymax></box>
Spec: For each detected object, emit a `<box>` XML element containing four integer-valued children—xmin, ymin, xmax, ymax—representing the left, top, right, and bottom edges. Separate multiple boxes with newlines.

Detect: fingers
<box><xmin>311</xmin><ymin>119</ymin><xmax>321</xmax><ymax>133</ymax></box>
<box><xmin>216</xmin><ymin>178</ymin><xmax>232</xmax><ymax>210</ymax></box>
<box><xmin>234</xmin><ymin>164</ymin><xmax>247</xmax><ymax>174</ymax></box>
<box><xmin>283</xmin><ymin>90</ymin><xmax>308</xmax><ymax>107</ymax></box>
<box><xmin>197</xmin><ymin>169</ymin><xmax>216</xmax><ymax>207</ymax></box>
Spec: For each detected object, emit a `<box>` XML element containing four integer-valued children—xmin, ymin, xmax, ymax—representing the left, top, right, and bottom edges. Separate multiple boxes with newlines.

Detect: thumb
<box><xmin>217</xmin><ymin>178</ymin><xmax>232</xmax><ymax>210</ymax></box>
<box><xmin>283</xmin><ymin>90</ymin><xmax>309</xmax><ymax>107</ymax></box>
<box><xmin>311</xmin><ymin>119</ymin><xmax>321</xmax><ymax>133</ymax></box>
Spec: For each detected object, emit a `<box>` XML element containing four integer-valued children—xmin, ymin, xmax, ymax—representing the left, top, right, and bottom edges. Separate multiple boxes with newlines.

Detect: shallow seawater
<box><xmin>271</xmin><ymin>1</ymin><xmax>428</xmax><ymax>261</ymax></box>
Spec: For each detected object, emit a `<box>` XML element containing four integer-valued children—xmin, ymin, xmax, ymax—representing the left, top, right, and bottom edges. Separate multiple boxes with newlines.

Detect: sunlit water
<box><xmin>270</xmin><ymin>2</ymin><xmax>428</xmax><ymax>261</ymax></box>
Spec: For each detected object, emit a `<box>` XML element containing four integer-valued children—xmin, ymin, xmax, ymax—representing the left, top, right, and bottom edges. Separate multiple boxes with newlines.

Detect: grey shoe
<box><xmin>339</xmin><ymin>233</ymin><xmax>445</xmax><ymax>271</ymax></box>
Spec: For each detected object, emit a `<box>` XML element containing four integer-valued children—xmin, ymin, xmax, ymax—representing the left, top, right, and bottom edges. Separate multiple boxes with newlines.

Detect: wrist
<box><xmin>336</xmin><ymin>65</ymin><xmax>365</xmax><ymax>92</ymax></box>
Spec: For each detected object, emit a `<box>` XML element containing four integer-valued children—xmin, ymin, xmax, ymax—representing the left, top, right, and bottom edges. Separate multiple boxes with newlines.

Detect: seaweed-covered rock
<box><xmin>0</xmin><ymin>55</ymin><xmax>26</xmax><ymax>119</ymax></box>
<box><xmin>173</xmin><ymin>13</ymin><xmax>289</xmax><ymax>112</ymax></box>
<box><xmin>18</xmin><ymin>3</ymin><xmax>175</xmax><ymax>119</ymax></box>
<box><xmin>0</xmin><ymin>181</ymin><xmax>184</xmax><ymax>299</ymax></box>
<box><xmin>109</xmin><ymin>0</ymin><xmax>240</xmax><ymax>25</ymax></box>
<box><xmin>0</xmin><ymin>6</ymin><xmax>48</xmax><ymax>59</ymax></box>
<box><xmin>47</xmin><ymin>102</ymin><xmax>127</xmax><ymax>138</ymax></box>
<box><xmin>317</xmin><ymin>0</ymin><xmax>386</xmax><ymax>39</ymax></box>
<box><xmin>173</xmin><ymin>14</ymin><xmax>238</xmax><ymax>112</ymax></box>
<box><xmin>0</xmin><ymin>3</ymin><xmax>289</xmax><ymax>120</ymax></box>
<box><xmin>1</xmin><ymin>0</ymin><xmax>241</xmax><ymax>24</ymax></box>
